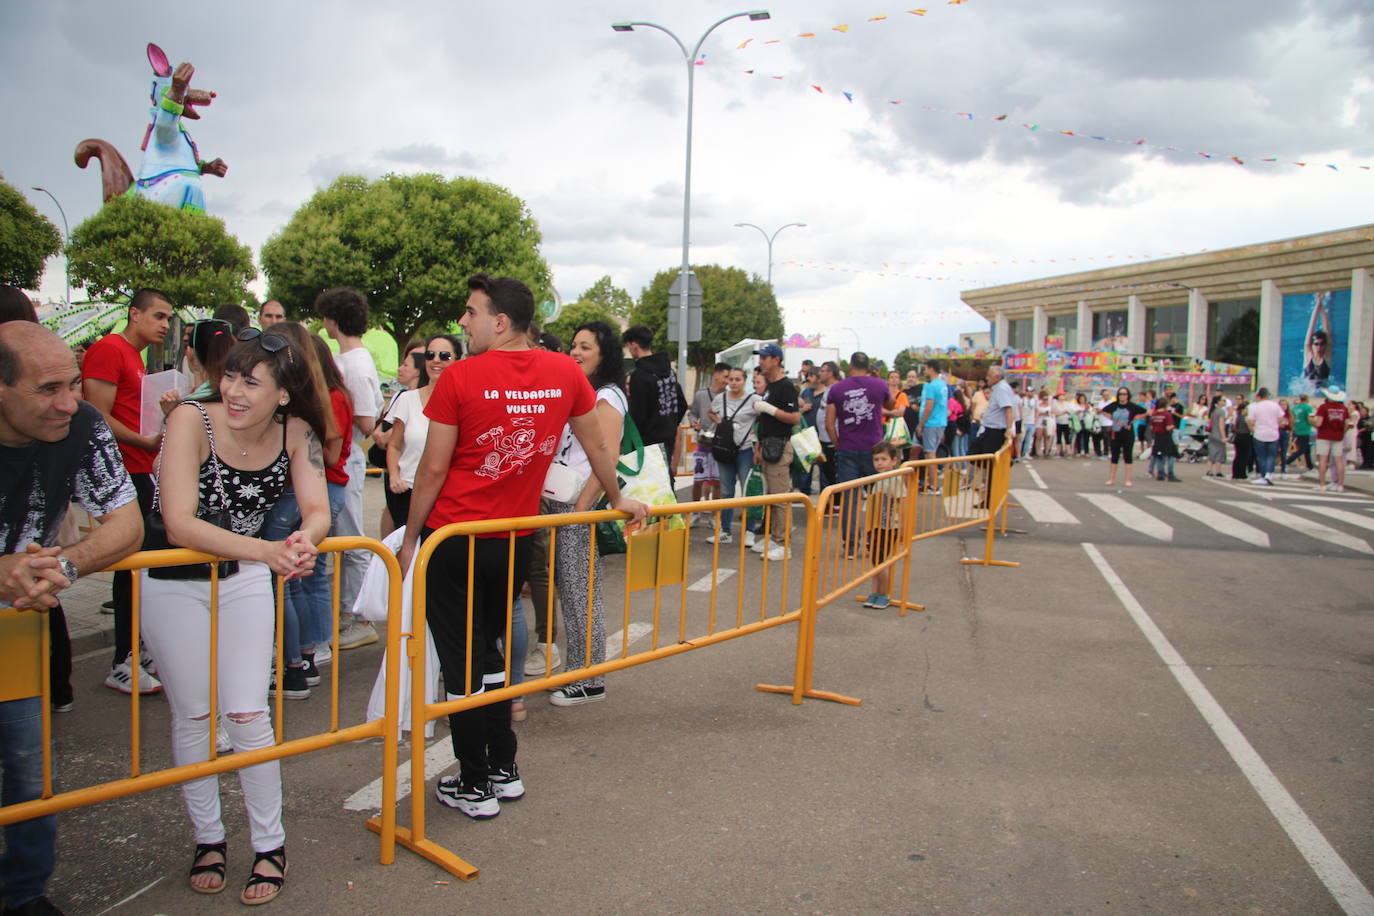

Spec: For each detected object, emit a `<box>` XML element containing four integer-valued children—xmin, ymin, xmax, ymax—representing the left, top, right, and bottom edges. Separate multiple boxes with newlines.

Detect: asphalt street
<box><xmin>31</xmin><ymin>460</ymin><xmax>1374</xmax><ymax>915</ymax></box>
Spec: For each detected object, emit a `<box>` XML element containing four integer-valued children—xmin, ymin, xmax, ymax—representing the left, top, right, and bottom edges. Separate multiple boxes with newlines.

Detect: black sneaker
<box><xmin>489</xmin><ymin>764</ymin><xmax>525</xmax><ymax>801</ymax></box>
<box><xmin>435</xmin><ymin>776</ymin><xmax>499</xmax><ymax>818</ymax></box>
<box><xmin>549</xmin><ymin>684</ymin><xmax>606</xmax><ymax>707</ymax></box>
<box><xmin>300</xmin><ymin>654</ymin><xmax>321</xmax><ymax>687</ymax></box>
<box><xmin>268</xmin><ymin>666</ymin><xmax>311</xmax><ymax>700</ymax></box>
<box><xmin>2</xmin><ymin>895</ymin><xmax>64</xmax><ymax>915</ymax></box>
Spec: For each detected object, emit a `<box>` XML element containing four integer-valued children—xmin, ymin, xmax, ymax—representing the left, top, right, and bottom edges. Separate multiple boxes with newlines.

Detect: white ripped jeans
<box><xmin>140</xmin><ymin>563</ymin><xmax>285</xmax><ymax>852</ymax></box>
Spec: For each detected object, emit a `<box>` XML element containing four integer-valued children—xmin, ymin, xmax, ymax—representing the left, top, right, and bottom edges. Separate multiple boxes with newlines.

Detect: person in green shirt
<box><xmin>1290</xmin><ymin>393</ymin><xmax>1315</xmax><ymax>472</ymax></box>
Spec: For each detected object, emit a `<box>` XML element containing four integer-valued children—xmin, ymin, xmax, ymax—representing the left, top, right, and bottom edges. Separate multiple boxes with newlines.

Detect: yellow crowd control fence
<box><xmin>1</xmin><ymin>445</ymin><xmax>1017</xmax><ymax>886</ymax></box>
<box><xmin>0</xmin><ymin>537</ymin><xmax>407</xmax><ymax>868</ymax></box>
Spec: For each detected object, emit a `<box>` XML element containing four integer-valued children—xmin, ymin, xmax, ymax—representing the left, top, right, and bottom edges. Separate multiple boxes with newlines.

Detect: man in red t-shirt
<box><xmin>1312</xmin><ymin>389</ymin><xmax>1353</xmax><ymax>491</ymax></box>
<box><xmin>398</xmin><ymin>273</ymin><xmax>647</xmax><ymax>820</ymax></box>
<box><xmin>82</xmin><ymin>287</ymin><xmax>172</xmax><ymax>694</ymax></box>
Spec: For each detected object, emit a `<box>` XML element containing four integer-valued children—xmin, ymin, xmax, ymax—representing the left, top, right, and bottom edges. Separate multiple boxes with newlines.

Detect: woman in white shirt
<box><xmin>706</xmin><ymin>367</ymin><xmax>761</xmax><ymax>546</ymax></box>
<box><xmin>384</xmin><ymin>334</ymin><xmax>460</xmax><ymax>529</ymax></box>
<box><xmin>545</xmin><ymin>322</ymin><xmax>627</xmax><ymax>707</ymax></box>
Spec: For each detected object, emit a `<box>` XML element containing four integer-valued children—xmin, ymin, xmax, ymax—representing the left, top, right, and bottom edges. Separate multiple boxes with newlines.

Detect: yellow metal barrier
<box><xmin>0</xmin><ymin>537</ymin><xmax>406</xmax><ymax>869</ymax></box>
<box><xmin>375</xmin><ymin>492</ymin><xmax>818</xmax><ymax>880</ymax></box>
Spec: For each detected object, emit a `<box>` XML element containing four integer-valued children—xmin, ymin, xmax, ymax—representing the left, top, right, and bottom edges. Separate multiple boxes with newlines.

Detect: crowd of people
<box><xmin>1003</xmin><ymin>381</ymin><xmax>1370</xmax><ymax>490</ymax></box>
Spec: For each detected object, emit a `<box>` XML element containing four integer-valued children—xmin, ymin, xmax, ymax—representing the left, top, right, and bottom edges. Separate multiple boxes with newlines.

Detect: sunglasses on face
<box><xmin>236</xmin><ymin>327</ymin><xmax>290</xmax><ymax>354</ymax></box>
<box><xmin>425</xmin><ymin>350</ymin><xmax>456</xmax><ymax>361</ymax></box>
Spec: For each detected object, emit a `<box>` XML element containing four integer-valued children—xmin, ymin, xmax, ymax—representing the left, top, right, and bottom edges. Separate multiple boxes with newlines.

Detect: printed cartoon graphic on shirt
<box><xmin>656</xmin><ymin>377</ymin><xmax>680</xmax><ymax>418</ymax></box>
<box><xmin>476</xmin><ymin>416</ymin><xmax>558</xmax><ymax>479</ymax></box>
<box><xmin>841</xmin><ymin>387</ymin><xmax>876</xmax><ymax>426</ymax></box>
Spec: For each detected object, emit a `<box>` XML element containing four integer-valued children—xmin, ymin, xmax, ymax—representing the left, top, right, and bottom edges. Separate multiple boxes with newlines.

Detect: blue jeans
<box><xmin>716</xmin><ymin>450</ymin><xmax>759</xmax><ymax>535</ymax></box>
<box><xmin>836</xmin><ymin>448</ymin><xmax>876</xmax><ymax>548</ymax></box>
<box><xmin>262</xmin><ymin>482</ymin><xmax>347</xmax><ymax>663</ymax></box>
<box><xmin>1277</xmin><ymin>430</ymin><xmax>1291</xmax><ymax>472</ymax></box>
<box><xmin>952</xmin><ymin>431</ymin><xmax>968</xmax><ymax>457</ymax></box>
<box><xmin>502</xmin><ymin>598</ymin><xmax>528</xmax><ymax>687</ymax></box>
<box><xmin>1253</xmin><ymin>438</ymin><xmax>1278</xmax><ymax>480</ymax></box>
<box><xmin>0</xmin><ymin>697</ymin><xmax>54</xmax><ymax>908</ymax></box>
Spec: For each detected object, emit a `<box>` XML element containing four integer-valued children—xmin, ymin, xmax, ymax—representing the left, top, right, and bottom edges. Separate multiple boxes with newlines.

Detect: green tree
<box><xmin>544</xmin><ymin>300</ymin><xmax>615</xmax><ymax>349</ymax></box>
<box><xmin>260</xmin><ymin>173</ymin><xmax>552</xmax><ymax>350</ymax></box>
<box><xmin>66</xmin><ymin>194</ymin><xmax>255</xmax><ymax>310</ymax></box>
<box><xmin>628</xmin><ymin>265</ymin><xmax>783</xmax><ymax>372</ymax></box>
<box><xmin>893</xmin><ymin>348</ymin><xmax>921</xmax><ymax>378</ymax></box>
<box><xmin>578</xmin><ymin>275</ymin><xmax>634</xmax><ymax>320</ymax></box>
<box><xmin>0</xmin><ymin>180</ymin><xmax>63</xmax><ymax>289</ymax></box>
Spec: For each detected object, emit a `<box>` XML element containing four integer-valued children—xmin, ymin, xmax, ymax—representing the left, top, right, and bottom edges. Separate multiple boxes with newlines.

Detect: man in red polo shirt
<box><xmin>82</xmin><ymin>287</ymin><xmax>172</xmax><ymax>694</ymax></box>
<box><xmin>398</xmin><ymin>273</ymin><xmax>647</xmax><ymax>821</ymax></box>
<box><xmin>1312</xmin><ymin>387</ymin><xmax>1353</xmax><ymax>492</ymax></box>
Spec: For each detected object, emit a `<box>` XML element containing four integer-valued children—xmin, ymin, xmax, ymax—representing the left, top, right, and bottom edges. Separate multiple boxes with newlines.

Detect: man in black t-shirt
<box><xmin>751</xmin><ymin>344</ymin><xmax>801</xmax><ymax>561</ymax></box>
<box><xmin>0</xmin><ymin>323</ymin><xmax>143</xmax><ymax>916</ymax></box>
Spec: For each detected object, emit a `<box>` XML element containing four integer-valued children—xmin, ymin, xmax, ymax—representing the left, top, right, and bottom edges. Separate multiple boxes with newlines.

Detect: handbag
<box><xmin>883</xmin><ymin>416</ymin><xmax>911</xmax><ymax>447</ymax></box>
<box><xmin>759</xmin><ymin>435</ymin><xmax>787</xmax><ymax>464</ymax></box>
<box><xmin>146</xmin><ymin>401</ymin><xmax>240</xmax><ymax>581</ymax></box>
<box><xmin>791</xmin><ymin>414</ymin><xmax>823</xmax><ymax>473</ymax></box>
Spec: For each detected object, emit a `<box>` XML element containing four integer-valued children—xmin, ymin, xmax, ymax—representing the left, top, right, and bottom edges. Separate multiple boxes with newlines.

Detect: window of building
<box><xmin>1145</xmin><ymin>303</ymin><xmax>1188</xmax><ymax>355</ymax></box>
<box><xmin>1006</xmin><ymin>317</ymin><xmax>1033</xmax><ymax>350</ymax></box>
<box><xmin>1045</xmin><ymin>313</ymin><xmax>1078</xmax><ymax>350</ymax></box>
<box><xmin>1092</xmin><ymin>310</ymin><xmax>1127</xmax><ymax>345</ymax></box>
<box><xmin>1208</xmin><ymin>298</ymin><xmax>1260</xmax><ymax>366</ymax></box>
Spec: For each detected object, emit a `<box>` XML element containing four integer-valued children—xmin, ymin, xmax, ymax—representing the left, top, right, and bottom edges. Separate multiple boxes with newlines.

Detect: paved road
<box><xmin>33</xmin><ymin>463</ymin><xmax>1374</xmax><ymax>914</ymax></box>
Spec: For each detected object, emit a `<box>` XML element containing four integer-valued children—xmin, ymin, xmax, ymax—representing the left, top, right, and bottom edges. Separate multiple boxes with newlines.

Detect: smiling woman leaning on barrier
<box><xmin>143</xmin><ymin>329</ymin><xmax>330</xmax><ymax>905</ymax></box>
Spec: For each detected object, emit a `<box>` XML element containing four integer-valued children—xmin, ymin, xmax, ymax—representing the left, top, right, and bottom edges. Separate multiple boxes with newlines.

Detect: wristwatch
<box><xmin>56</xmin><ymin>555</ymin><xmax>78</xmax><ymax>583</ymax></box>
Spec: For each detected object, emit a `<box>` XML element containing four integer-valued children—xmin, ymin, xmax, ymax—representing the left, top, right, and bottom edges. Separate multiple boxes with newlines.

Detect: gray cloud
<box><xmin>375</xmin><ymin>143</ymin><xmax>485</xmax><ymax>171</ymax></box>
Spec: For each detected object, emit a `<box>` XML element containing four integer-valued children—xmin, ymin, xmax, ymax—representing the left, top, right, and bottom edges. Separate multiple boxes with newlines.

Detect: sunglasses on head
<box><xmin>425</xmin><ymin>350</ymin><xmax>456</xmax><ymax>361</ymax></box>
<box><xmin>236</xmin><ymin>327</ymin><xmax>291</xmax><ymax>355</ymax></box>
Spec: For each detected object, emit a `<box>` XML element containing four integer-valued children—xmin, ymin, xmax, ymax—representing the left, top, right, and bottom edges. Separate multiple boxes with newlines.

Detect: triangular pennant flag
<box><xmin>833</xmin><ymin>24</ymin><xmax>849</xmax><ymax>32</ymax></box>
<box><xmin>737</xmin><ymin>38</ymin><xmax>753</xmax><ymax>49</ymax></box>
<box><xmin>812</xmin><ymin>85</ymin><xmax>824</xmax><ymax>92</ymax></box>
<box><xmin>843</xmin><ymin>91</ymin><xmax>853</xmax><ymax>102</ymax></box>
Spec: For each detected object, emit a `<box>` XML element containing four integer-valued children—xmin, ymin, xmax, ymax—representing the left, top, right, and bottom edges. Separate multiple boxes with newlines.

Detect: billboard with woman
<box><xmin>1279</xmin><ymin>289</ymin><xmax>1350</xmax><ymax>396</ymax></box>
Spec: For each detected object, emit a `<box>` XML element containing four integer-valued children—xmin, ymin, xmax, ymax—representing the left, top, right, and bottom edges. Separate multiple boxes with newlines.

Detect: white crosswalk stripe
<box><xmin>1146</xmin><ymin>496</ymin><xmax>1270</xmax><ymax>548</ymax></box>
<box><xmin>1010</xmin><ymin>488</ymin><xmax>1080</xmax><ymax>524</ymax></box>
<box><xmin>1290</xmin><ymin>504</ymin><xmax>1374</xmax><ymax>533</ymax></box>
<box><xmin>1080</xmin><ymin>493</ymin><xmax>1173</xmax><ymax>542</ymax></box>
<box><xmin>1220</xmin><ymin>501</ymin><xmax>1373</xmax><ymax>555</ymax></box>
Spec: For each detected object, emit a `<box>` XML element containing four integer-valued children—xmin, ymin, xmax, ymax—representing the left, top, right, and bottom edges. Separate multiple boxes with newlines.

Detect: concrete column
<box><xmin>1187</xmin><ymin>288</ymin><xmax>1209</xmax><ymax>360</ymax></box>
<box><xmin>1348</xmin><ymin>267</ymin><xmax>1374</xmax><ymax>400</ymax></box>
<box><xmin>994</xmin><ymin>311</ymin><xmax>1008</xmax><ymax>349</ymax></box>
<box><xmin>1126</xmin><ymin>295</ymin><xmax>1145</xmax><ymax>352</ymax></box>
<box><xmin>1257</xmin><ymin>279</ymin><xmax>1282</xmax><ymax>392</ymax></box>
<box><xmin>1032</xmin><ymin>305</ymin><xmax>1048</xmax><ymax>351</ymax></box>
<box><xmin>1076</xmin><ymin>300</ymin><xmax>1091</xmax><ymax>350</ymax></box>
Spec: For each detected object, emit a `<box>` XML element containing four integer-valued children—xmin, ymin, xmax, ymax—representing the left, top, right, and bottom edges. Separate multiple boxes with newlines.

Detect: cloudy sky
<box><xmin>3</xmin><ymin>0</ymin><xmax>1371</xmax><ymax>361</ymax></box>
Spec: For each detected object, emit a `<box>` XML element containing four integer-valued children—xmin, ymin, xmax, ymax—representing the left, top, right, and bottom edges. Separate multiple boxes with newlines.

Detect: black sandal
<box><xmin>189</xmin><ymin>841</ymin><xmax>227</xmax><ymax>895</ymax></box>
<box><xmin>240</xmin><ymin>845</ymin><xmax>286</xmax><ymax>906</ymax></box>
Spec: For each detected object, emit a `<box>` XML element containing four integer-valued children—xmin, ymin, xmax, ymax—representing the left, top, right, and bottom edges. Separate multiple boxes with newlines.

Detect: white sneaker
<box><xmin>763</xmin><ymin>543</ymin><xmax>791</xmax><ymax>561</ymax></box>
<box><xmin>105</xmin><ymin>656</ymin><xmax>162</xmax><ymax>695</ymax></box>
<box><xmin>312</xmin><ymin>643</ymin><xmax>332</xmax><ymax>667</ymax></box>
<box><xmin>743</xmin><ymin>530</ymin><xmax>757</xmax><ymax>549</ymax></box>
<box><xmin>704</xmin><ymin>531</ymin><xmax>733</xmax><ymax>545</ymax></box>
<box><xmin>337</xmin><ymin>619</ymin><xmax>378</xmax><ymax>650</ymax></box>
<box><xmin>139</xmin><ymin>643</ymin><xmax>158</xmax><ymax>677</ymax></box>
<box><xmin>750</xmin><ymin>537</ymin><xmax>767</xmax><ymax>554</ymax></box>
<box><xmin>524</xmin><ymin>643</ymin><xmax>562</xmax><ymax>676</ymax></box>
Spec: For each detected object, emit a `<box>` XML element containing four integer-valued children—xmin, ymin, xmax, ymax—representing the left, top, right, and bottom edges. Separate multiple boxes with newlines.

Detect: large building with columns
<box><xmin>960</xmin><ymin>225</ymin><xmax>1374</xmax><ymax>399</ymax></box>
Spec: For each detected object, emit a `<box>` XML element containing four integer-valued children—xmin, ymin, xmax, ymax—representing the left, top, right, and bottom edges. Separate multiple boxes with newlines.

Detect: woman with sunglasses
<box><xmin>384</xmin><ymin>334</ymin><xmax>461</xmax><ymax>530</ymax></box>
<box><xmin>1100</xmin><ymin>387</ymin><xmax>1146</xmax><ymax>486</ymax></box>
<box><xmin>260</xmin><ymin>323</ymin><xmax>351</xmax><ymax>700</ymax></box>
<box><xmin>141</xmin><ymin>329</ymin><xmax>330</xmax><ymax>905</ymax></box>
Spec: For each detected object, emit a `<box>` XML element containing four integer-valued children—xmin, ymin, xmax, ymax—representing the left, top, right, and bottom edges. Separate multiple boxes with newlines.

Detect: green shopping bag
<box><xmin>791</xmin><ymin>413</ymin><xmax>823</xmax><ymax>474</ymax></box>
<box><xmin>743</xmin><ymin>463</ymin><xmax>766</xmax><ymax>522</ymax></box>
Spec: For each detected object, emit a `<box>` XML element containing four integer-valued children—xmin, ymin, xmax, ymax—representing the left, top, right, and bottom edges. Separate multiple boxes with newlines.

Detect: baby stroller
<box><xmin>1179</xmin><ymin>417</ymin><xmax>1209</xmax><ymax>463</ymax></box>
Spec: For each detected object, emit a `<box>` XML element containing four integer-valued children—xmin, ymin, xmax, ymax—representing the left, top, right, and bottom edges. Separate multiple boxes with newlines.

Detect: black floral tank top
<box><xmin>193</xmin><ymin>405</ymin><xmax>291</xmax><ymax>537</ymax></box>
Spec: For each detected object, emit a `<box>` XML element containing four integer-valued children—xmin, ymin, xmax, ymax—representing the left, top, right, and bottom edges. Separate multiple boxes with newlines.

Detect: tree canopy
<box><xmin>66</xmin><ymin>194</ymin><xmax>255</xmax><ymax>310</ymax></box>
<box><xmin>543</xmin><ymin>300</ymin><xmax>616</xmax><ymax>350</ymax></box>
<box><xmin>628</xmin><ymin>265</ymin><xmax>783</xmax><ymax>372</ymax></box>
<box><xmin>0</xmin><ymin>180</ymin><xmax>63</xmax><ymax>290</ymax></box>
<box><xmin>578</xmin><ymin>275</ymin><xmax>634</xmax><ymax>320</ymax></box>
<box><xmin>260</xmin><ymin>173</ymin><xmax>552</xmax><ymax>350</ymax></box>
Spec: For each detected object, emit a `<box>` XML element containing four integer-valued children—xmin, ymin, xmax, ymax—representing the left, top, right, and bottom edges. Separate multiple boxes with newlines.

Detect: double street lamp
<box><xmin>734</xmin><ymin>221</ymin><xmax>805</xmax><ymax>288</ymax></box>
<box><xmin>31</xmin><ymin>186</ymin><xmax>71</xmax><ymax>307</ymax></box>
<box><xmin>614</xmin><ymin>10</ymin><xmax>771</xmax><ymax>390</ymax></box>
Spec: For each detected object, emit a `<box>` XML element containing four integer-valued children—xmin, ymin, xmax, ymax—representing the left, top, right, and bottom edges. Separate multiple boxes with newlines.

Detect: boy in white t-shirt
<box><xmin>317</xmin><ymin>287</ymin><xmax>384</xmax><ymax>649</ymax></box>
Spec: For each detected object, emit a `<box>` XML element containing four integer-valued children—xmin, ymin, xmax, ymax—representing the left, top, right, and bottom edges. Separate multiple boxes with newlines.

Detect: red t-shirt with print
<box><xmin>326</xmin><ymin>387</ymin><xmax>354</xmax><ymax>486</ymax></box>
<box><xmin>423</xmin><ymin>348</ymin><xmax>596</xmax><ymax>535</ymax></box>
<box><xmin>1313</xmin><ymin>401</ymin><xmax>1350</xmax><ymax>441</ymax></box>
<box><xmin>81</xmin><ymin>332</ymin><xmax>158</xmax><ymax>474</ymax></box>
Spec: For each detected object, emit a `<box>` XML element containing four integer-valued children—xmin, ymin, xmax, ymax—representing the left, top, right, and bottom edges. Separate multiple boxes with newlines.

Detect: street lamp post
<box><xmin>734</xmin><ymin>221</ymin><xmax>805</xmax><ymax>288</ymax></box>
<box><xmin>31</xmin><ymin>186</ymin><xmax>71</xmax><ymax>307</ymax></box>
<box><xmin>614</xmin><ymin>9</ymin><xmax>770</xmax><ymax>391</ymax></box>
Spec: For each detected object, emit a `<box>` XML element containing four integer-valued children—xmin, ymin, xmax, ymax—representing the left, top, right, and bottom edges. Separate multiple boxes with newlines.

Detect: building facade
<box><xmin>961</xmin><ymin>225</ymin><xmax>1374</xmax><ymax>399</ymax></box>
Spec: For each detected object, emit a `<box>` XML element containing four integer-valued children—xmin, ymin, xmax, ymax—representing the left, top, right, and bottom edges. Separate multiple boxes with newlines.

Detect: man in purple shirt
<box><xmin>825</xmin><ymin>352</ymin><xmax>894</xmax><ymax>553</ymax></box>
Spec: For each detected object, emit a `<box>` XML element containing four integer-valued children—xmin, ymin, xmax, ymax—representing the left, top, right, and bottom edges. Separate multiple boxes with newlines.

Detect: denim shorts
<box><xmin>921</xmin><ymin>426</ymin><xmax>945</xmax><ymax>453</ymax></box>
